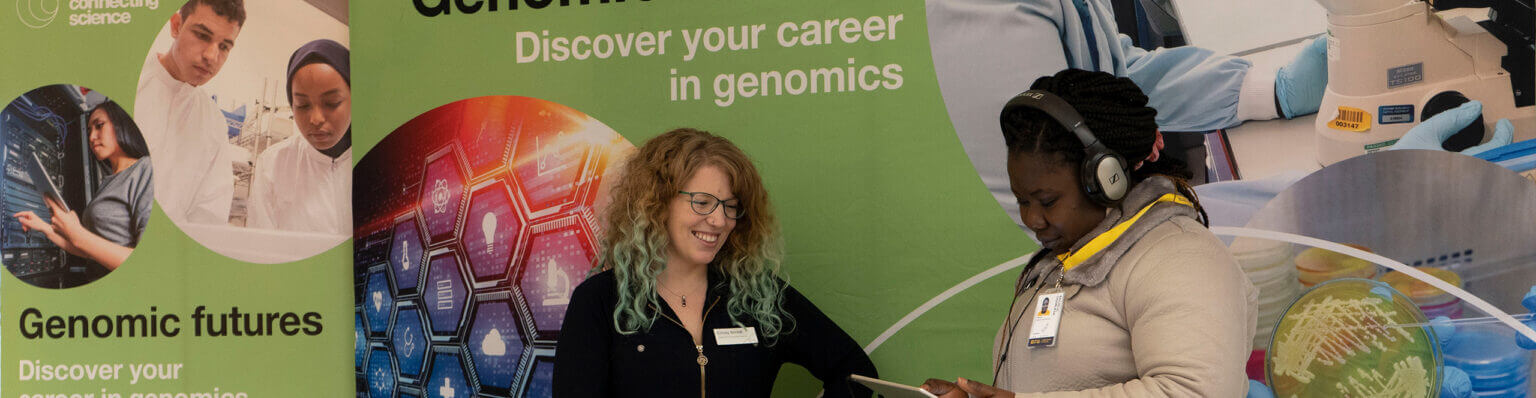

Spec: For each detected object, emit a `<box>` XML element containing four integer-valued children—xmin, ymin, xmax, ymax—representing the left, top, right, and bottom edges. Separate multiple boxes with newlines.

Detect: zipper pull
<box><xmin>695</xmin><ymin>345</ymin><xmax>709</xmax><ymax>366</ymax></box>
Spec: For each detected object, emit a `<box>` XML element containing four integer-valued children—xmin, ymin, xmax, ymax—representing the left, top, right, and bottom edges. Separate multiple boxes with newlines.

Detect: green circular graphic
<box><xmin>1266</xmin><ymin>278</ymin><xmax>1441</xmax><ymax>397</ymax></box>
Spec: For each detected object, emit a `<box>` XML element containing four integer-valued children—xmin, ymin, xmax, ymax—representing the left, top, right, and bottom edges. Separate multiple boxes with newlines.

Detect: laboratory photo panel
<box><xmin>912</xmin><ymin>69</ymin><xmax>1536</xmax><ymax>398</ymax></box>
<box><xmin>926</xmin><ymin>0</ymin><xmax>1536</xmax><ymax>228</ymax></box>
<box><xmin>1232</xmin><ymin>149</ymin><xmax>1536</xmax><ymax>398</ymax></box>
<box><xmin>135</xmin><ymin>0</ymin><xmax>350</xmax><ymax>264</ymax></box>
<box><xmin>1</xmin><ymin>85</ymin><xmax>154</xmax><ymax>289</ymax></box>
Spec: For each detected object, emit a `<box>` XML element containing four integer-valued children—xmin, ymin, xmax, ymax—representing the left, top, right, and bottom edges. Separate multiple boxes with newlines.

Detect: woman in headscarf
<box><xmin>245</xmin><ymin>38</ymin><xmax>351</xmax><ymax>234</ymax></box>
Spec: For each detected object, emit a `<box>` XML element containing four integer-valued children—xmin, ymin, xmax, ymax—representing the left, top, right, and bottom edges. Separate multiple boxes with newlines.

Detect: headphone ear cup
<box><xmin>1081</xmin><ymin>152</ymin><xmax>1129</xmax><ymax>206</ymax></box>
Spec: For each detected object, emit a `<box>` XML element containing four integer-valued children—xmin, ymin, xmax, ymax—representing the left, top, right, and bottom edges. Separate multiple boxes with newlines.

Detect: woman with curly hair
<box><xmin>553</xmin><ymin>128</ymin><xmax>876</xmax><ymax>397</ymax></box>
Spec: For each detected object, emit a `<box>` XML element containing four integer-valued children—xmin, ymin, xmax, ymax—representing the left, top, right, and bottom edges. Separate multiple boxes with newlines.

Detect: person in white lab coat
<box><xmin>244</xmin><ymin>39</ymin><xmax>351</xmax><ymax>235</ymax></box>
<box><xmin>927</xmin><ymin>0</ymin><xmax>1331</xmax><ymax>230</ymax></box>
<box><xmin>927</xmin><ymin>0</ymin><xmax>1511</xmax><ymax>230</ymax></box>
<box><xmin>134</xmin><ymin>0</ymin><xmax>246</xmax><ymax>225</ymax></box>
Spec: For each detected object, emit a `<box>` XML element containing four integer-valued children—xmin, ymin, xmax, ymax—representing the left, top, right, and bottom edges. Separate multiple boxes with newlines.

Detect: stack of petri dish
<box><xmin>1378</xmin><ymin>267</ymin><xmax>1464</xmax><ymax>319</ymax></box>
<box><xmin>1293</xmin><ymin>244</ymin><xmax>1378</xmax><ymax>288</ymax></box>
<box><xmin>1228</xmin><ymin>237</ymin><xmax>1301</xmax><ymax>350</ymax></box>
<box><xmin>1443</xmin><ymin>323</ymin><xmax>1531</xmax><ymax>397</ymax></box>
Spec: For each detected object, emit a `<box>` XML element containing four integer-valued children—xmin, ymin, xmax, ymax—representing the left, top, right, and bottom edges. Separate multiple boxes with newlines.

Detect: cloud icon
<box><xmin>372</xmin><ymin>291</ymin><xmax>383</xmax><ymax>311</ymax></box>
<box><xmin>482</xmin><ymin>328</ymin><xmax>507</xmax><ymax>357</ymax></box>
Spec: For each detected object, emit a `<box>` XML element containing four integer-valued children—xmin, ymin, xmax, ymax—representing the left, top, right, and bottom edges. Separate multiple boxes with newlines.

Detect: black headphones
<box><xmin>1002</xmin><ymin>89</ymin><xmax>1130</xmax><ymax>207</ymax></box>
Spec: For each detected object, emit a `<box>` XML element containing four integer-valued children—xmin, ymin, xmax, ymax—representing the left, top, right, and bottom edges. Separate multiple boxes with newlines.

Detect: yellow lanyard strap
<box><xmin>1056</xmin><ymin>194</ymin><xmax>1193</xmax><ymax>271</ymax></box>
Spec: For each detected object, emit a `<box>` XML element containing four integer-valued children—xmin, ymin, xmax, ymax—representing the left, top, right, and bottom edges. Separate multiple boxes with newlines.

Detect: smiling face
<box><xmin>665</xmin><ymin>165</ymin><xmax>738</xmax><ymax>269</ymax></box>
<box><xmin>1007</xmin><ymin>151</ymin><xmax>1107</xmax><ymax>255</ymax></box>
<box><xmin>162</xmin><ymin>4</ymin><xmax>241</xmax><ymax>86</ymax></box>
<box><xmin>87</xmin><ymin>108</ymin><xmax>121</xmax><ymax>161</ymax></box>
<box><xmin>289</xmin><ymin>63</ymin><xmax>351</xmax><ymax>151</ymax></box>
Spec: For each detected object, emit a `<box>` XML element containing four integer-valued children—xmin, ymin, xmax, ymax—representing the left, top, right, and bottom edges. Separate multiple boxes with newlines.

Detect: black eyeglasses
<box><xmin>677</xmin><ymin>191</ymin><xmax>744</xmax><ymax>219</ymax></box>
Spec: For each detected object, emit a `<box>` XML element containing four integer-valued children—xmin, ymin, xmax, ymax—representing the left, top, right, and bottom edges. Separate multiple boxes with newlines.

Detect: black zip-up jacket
<box><xmin>552</xmin><ymin>270</ymin><xmax>877</xmax><ymax>397</ymax></box>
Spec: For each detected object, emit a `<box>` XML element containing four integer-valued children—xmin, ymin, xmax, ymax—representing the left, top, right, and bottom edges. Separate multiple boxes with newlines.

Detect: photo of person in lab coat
<box><xmin>927</xmin><ymin>0</ymin><xmax>1516</xmax><ymax>232</ymax></box>
<box><xmin>243</xmin><ymin>39</ymin><xmax>351</xmax><ymax>235</ymax></box>
<box><xmin>925</xmin><ymin>0</ymin><xmax>1328</xmax><ymax>231</ymax></box>
<box><xmin>133</xmin><ymin>0</ymin><xmax>244</xmax><ymax>226</ymax></box>
<box><xmin>13</xmin><ymin>100</ymin><xmax>154</xmax><ymax>274</ymax></box>
<box><xmin>134</xmin><ymin>0</ymin><xmax>350</xmax><ymax>263</ymax></box>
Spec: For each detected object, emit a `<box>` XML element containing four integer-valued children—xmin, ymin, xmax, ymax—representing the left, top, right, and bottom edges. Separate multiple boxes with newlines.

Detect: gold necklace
<box><xmin>658</xmin><ymin>278</ymin><xmax>689</xmax><ymax>307</ymax></box>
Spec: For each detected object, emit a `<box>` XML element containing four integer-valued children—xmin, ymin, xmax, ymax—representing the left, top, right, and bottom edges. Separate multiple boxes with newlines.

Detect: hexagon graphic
<box><xmin>522</xmin><ymin>356</ymin><xmax>555</xmax><ymax>398</ymax></box>
<box><xmin>425</xmin><ymin>351</ymin><xmax>472</xmax><ymax>398</ymax></box>
<box><xmin>464</xmin><ymin>180</ymin><xmax>525</xmax><ymax>285</ymax></box>
<box><xmin>425</xmin><ymin>250</ymin><xmax>469</xmax><ymax>338</ymax></box>
<box><xmin>393</xmin><ymin>304</ymin><xmax>429</xmax><ymax>379</ymax></box>
<box><xmin>366</xmin><ymin>347</ymin><xmax>396</xmax><ymax>398</ymax></box>
<box><xmin>420</xmin><ymin>147</ymin><xmax>467</xmax><ymax>243</ymax></box>
<box><xmin>458</xmin><ymin>96</ymin><xmax>517</xmax><ymax>176</ymax></box>
<box><xmin>365</xmin><ymin>270</ymin><xmax>394</xmax><ymax>336</ymax></box>
<box><xmin>391</xmin><ymin>215</ymin><xmax>427</xmax><ymax>295</ymax></box>
<box><xmin>510</xmin><ymin>109</ymin><xmax>593</xmax><ymax>219</ymax></box>
<box><xmin>468</xmin><ymin>299</ymin><xmax>528</xmax><ymax>393</ymax></box>
<box><xmin>355</xmin><ymin>312</ymin><xmax>367</xmax><ymax>368</ymax></box>
<box><xmin>518</xmin><ymin>218</ymin><xmax>596</xmax><ymax>338</ymax></box>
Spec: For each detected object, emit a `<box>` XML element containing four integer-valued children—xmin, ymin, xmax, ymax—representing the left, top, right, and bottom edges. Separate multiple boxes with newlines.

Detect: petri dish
<box><xmin>1379</xmin><ymin>267</ymin><xmax>1463</xmax><ymax>308</ymax></box>
<box><xmin>1295</xmin><ymin>245</ymin><xmax>1379</xmax><ymax>287</ymax></box>
<box><xmin>1444</xmin><ymin>323</ymin><xmax>1531</xmax><ymax>391</ymax></box>
<box><xmin>1267</xmin><ymin>278</ymin><xmax>1441</xmax><ymax>397</ymax></box>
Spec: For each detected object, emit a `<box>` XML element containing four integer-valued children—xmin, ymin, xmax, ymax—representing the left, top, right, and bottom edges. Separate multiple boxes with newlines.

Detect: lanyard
<box><xmin>1055</xmin><ymin>194</ymin><xmax>1193</xmax><ymax>271</ymax></box>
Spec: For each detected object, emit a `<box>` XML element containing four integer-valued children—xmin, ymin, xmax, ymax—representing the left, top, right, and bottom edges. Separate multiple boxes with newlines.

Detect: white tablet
<box><xmin>29</xmin><ymin>153</ymin><xmax>69</xmax><ymax>213</ymax></box>
<box><xmin>849</xmin><ymin>374</ymin><xmax>939</xmax><ymax>398</ymax></box>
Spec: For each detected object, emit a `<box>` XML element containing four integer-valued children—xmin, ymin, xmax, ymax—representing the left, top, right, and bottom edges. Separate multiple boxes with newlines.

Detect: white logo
<box><xmin>431</xmin><ymin>179</ymin><xmax>451</xmax><ymax>214</ymax></box>
<box><xmin>535</xmin><ymin>133</ymin><xmax>569</xmax><ymax>177</ymax></box>
<box><xmin>371</xmin><ymin>367</ymin><xmax>389</xmax><ymax>393</ymax></box>
<box><xmin>372</xmin><ymin>291</ymin><xmax>384</xmax><ymax>312</ymax></box>
<box><xmin>400</xmin><ymin>240</ymin><xmax>412</xmax><ymax>271</ymax></box>
<box><xmin>16</xmin><ymin>0</ymin><xmax>60</xmax><ymax>29</ymax></box>
<box><xmin>482</xmin><ymin>328</ymin><xmax>507</xmax><ymax>357</ymax></box>
<box><xmin>439</xmin><ymin>378</ymin><xmax>456</xmax><ymax>398</ymax></box>
<box><xmin>541</xmin><ymin>258</ymin><xmax>572</xmax><ymax>306</ymax></box>
<box><xmin>435</xmin><ymin>278</ymin><xmax>454</xmax><ymax>310</ymax></box>
<box><xmin>481</xmin><ymin>212</ymin><xmax>497</xmax><ymax>255</ymax></box>
<box><xmin>401</xmin><ymin>328</ymin><xmax>416</xmax><ymax>356</ymax></box>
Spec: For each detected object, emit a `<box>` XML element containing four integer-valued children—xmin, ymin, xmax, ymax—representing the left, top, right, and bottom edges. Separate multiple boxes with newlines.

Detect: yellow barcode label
<box><xmin>1328</xmin><ymin>106</ymin><xmax>1372</xmax><ymax>132</ymax></box>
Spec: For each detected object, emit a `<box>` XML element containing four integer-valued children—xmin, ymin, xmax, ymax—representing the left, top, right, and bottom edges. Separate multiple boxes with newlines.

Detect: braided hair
<box><xmin>999</xmin><ymin>68</ymin><xmax>1208</xmax><ymax>225</ymax></box>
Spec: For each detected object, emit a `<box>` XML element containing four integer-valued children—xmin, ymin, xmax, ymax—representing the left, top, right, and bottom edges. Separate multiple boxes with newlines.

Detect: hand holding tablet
<box><xmin>850</xmin><ymin>374</ymin><xmax>938</xmax><ymax>398</ymax></box>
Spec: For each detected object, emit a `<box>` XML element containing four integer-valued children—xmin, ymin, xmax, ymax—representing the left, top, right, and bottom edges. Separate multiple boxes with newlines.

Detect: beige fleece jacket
<box><xmin>993</xmin><ymin>177</ymin><xmax>1258</xmax><ymax>397</ymax></box>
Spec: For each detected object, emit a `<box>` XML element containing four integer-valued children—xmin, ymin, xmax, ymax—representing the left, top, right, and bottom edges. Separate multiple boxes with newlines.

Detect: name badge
<box><xmin>713</xmin><ymin>327</ymin><xmax>759</xmax><ymax>345</ymax></box>
<box><xmin>1027</xmin><ymin>290</ymin><xmax>1065</xmax><ymax>348</ymax></box>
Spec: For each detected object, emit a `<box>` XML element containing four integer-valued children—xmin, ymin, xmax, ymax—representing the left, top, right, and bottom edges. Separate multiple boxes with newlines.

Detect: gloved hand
<box><xmin>1246</xmin><ymin>380</ymin><xmax>1275</xmax><ymax>398</ymax></box>
<box><xmin>1275</xmin><ymin>36</ymin><xmax>1328</xmax><ymax>119</ymax></box>
<box><xmin>1247</xmin><ymin>316</ymin><xmax>1472</xmax><ymax>398</ymax></box>
<box><xmin>1390</xmin><ymin>100</ymin><xmax>1513</xmax><ymax>155</ymax></box>
<box><xmin>1431</xmin><ymin>317</ymin><xmax>1473</xmax><ymax>398</ymax></box>
<box><xmin>1519</xmin><ymin>286</ymin><xmax>1536</xmax><ymax>349</ymax></box>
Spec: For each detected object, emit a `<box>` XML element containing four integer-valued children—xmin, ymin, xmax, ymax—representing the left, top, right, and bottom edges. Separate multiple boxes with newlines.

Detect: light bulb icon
<box><xmin>481</xmin><ymin>212</ymin><xmax>497</xmax><ymax>256</ymax></box>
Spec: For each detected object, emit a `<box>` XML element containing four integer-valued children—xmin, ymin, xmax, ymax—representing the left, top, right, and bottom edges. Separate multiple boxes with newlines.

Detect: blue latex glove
<box><xmin>1431</xmin><ymin>316</ymin><xmax>1473</xmax><ymax>398</ymax></box>
<box><xmin>1275</xmin><ymin>37</ymin><xmax>1328</xmax><ymax>119</ymax></box>
<box><xmin>1519</xmin><ymin>286</ymin><xmax>1536</xmax><ymax>349</ymax></box>
<box><xmin>1389</xmin><ymin>100</ymin><xmax>1514</xmax><ymax>155</ymax></box>
<box><xmin>1247</xmin><ymin>316</ymin><xmax>1472</xmax><ymax>398</ymax></box>
<box><xmin>1246</xmin><ymin>380</ymin><xmax>1275</xmax><ymax>398</ymax></box>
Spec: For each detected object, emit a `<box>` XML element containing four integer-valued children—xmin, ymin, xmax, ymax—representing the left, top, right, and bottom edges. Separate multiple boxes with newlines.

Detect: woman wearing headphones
<box><xmin>922</xmin><ymin>69</ymin><xmax>1257</xmax><ymax>397</ymax></box>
